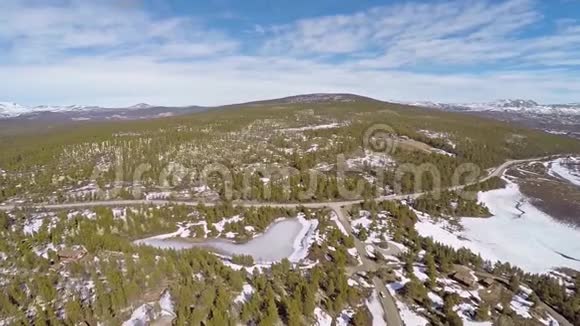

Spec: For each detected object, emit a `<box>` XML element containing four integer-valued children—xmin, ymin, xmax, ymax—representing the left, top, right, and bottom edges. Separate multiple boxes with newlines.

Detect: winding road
<box><xmin>332</xmin><ymin>205</ymin><xmax>404</xmax><ymax>326</ymax></box>
<box><xmin>0</xmin><ymin>156</ymin><xmax>555</xmax><ymax>325</ymax></box>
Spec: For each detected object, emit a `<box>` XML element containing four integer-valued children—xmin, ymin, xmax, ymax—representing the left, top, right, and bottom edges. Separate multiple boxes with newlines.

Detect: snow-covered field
<box><xmin>134</xmin><ymin>215</ymin><xmax>319</xmax><ymax>263</ymax></box>
<box><xmin>548</xmin><ymin>156</ymin><xmax>580</xmax><ymax>186</ymax></box>
<box><xmin>415</xmin><ymin>178</ymin><xmax>580</xmax><ymax>273</ymax></box>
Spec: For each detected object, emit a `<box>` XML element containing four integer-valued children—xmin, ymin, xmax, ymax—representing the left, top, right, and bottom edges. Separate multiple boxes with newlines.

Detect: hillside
<box><xmin>1</xmin><ymin>94</ymin><xmax>579</xmax><ymax>205</ymax></box>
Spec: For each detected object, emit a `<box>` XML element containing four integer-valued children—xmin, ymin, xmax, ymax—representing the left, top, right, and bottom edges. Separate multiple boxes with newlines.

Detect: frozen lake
<box><xmin>134</xmin><ymin>217</ymin><xmax>318</xmax><ymax>263</ymax></box>
<box><xmin>548</xmin><ymin>156</ymin><xmax>580</xmax><ymax>187</ymax></box>
<box><xmin>416</xmin><ymin>178</ymin><xmax>580</xmax><ymax>273</ymax></box>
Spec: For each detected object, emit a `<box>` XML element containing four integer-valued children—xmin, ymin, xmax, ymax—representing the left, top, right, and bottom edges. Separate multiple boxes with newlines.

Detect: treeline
<box><xmin>412</xmin><ymin>190</ymin><xmax>491</xmax><ymax>218</ymax></box>
<box><xmin>464</xmin><ymin>176</ymin><xmax>507</xmax><ymax>192</ymax></box>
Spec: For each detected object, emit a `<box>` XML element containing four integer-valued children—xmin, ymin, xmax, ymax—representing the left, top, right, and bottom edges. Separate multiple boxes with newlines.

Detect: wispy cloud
<box><xmin>0</xmin><ymin>0</ymin><xmax>238</xmax><ymax>62</ymax></box>
<box><xmin>0</xmin><ymin>0</ymin><xmax>579</xmax><ymax>106</ymax></box>
<box><xmin>263</xmin><ymin>0</ymin><xmax>580</xmax><ymax>69</ymax></box>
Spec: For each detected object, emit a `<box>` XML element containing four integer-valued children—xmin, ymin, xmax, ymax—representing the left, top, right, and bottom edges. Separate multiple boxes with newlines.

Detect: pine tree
<box><xmin>357</xmin><ymin>228</ymin><xmax>368</xmax><ymax>241</ymax></box>
<box><xmin>500</xmin><ymin>292</ymin><xmax>513</xmax><ymax>316</ymax></box>
<box><xmin>284</xmin><ymin>298</ymin><xmax>302</xmax><ymax>326</ymax></box>
<box><xmin>351</xmin><ymin>307</ymin><xmax>371</xmax><ymax>326</ymax></box>
<box><xmin>259</xmin><ymin>285</ymin><xmax>279</xmax><ymax>326</ymax></box>
<box><xmin>509</xmin><ymin>274</ymin><xmax>520</xmax><ymax>292</ymax></box>
<box><xmin>64</xmin><ymin>299</ymin><xmax>84</xmax><ymax>324</ymax></box>
<box><xmin>425</xmin><ymin>252</ymin><xmax>437</xmax><ymax>288</ymax></box>
<box><xmin>303</xmin><ymin>284</ymin><xmax>316</xmax><ymax>317</ymax></box>
<box><xmin>475</xmin><ymin>302</ymin><xmax>490</xmax><ymax>321</ymax></box>
<box><xmin>402</xmin><ymin>277</ymin><xmax>428</xmax><ymax>303</ymax></box>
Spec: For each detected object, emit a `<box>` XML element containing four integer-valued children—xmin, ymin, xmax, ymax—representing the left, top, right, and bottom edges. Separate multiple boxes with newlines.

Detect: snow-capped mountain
<box><xmin>409</xmin><ymin>99</ymin><xmax>580</xmax><ymax>116</ymax></box>
<box><xmin>0</xmin><ymin>102</ymin><xmax>103</xmax><ymax>118</ymax></box>
<box><xmin>0</xmin><ymin>101</ymin><xmax>208</xmax><ymax>122</ymax></box>
<box><xmin>0</xmin><ymin>102</ymin><xmax>31</xmax><ymax>118</ymax></box>
<box><xmin>408</xmin><ymin>99</ymin><xmax>580</xmax><ymax>139</ymax></box>
<box><xmin>0</xmin><ymin>102</ymin><xmax>164</xmax><ymax>119</ymax></box>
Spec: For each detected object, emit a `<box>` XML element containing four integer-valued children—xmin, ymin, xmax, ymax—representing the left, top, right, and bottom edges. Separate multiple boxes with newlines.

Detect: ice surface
<box><xmin>415</xmin><ymin>179</ymin><xmax>580</xmax><ymax>273</ymax></box>
<box><xmin>549</xmin><ymin>157</ymin><xmax>580</xmax><ymax>186</ymax></box>
<box><xmin>134</xmin><ymin>215</ymin><xmax>319</xmax><ymax>263</ymax></box>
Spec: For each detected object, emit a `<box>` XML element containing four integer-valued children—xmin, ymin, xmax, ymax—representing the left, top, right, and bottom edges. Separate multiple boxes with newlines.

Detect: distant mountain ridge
<box><xmin>408</xmin><ymin>99</ymin><xmax>580</xmax><ymax>116</ymax></box>
<box><xmin>0</xmin><ymin>102</ymin><xmax>211</xmax><ymax>123</ymax></box>
<box><xmin>0</xmin><ymin>102</ymin><xmax>161</xmax><ymax>119</ymax></box>
<box><xmin>0</xmin><ymin>93</ymin><xmax>380</xmax><ymax>121</ymax></box>
<box><xmin>5</xmin><ymin>96</ymin><xmax>578</xmax><ymax>119</ymax></box>
<box><xmin>407</xmin><ymin>98</ymin><xmax>580</xmax><ymax>139</ymax></box>
<box><xmin>1</xmin><ymin>95</ymin><xmax>579</xmax><ymax>140</ymax></box>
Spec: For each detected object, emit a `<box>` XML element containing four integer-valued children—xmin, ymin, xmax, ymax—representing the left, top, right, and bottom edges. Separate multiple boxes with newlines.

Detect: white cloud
<box><xmin>2</xmin><ymin>55</ymin><xmax>580</xmax><ymax>107</ymax></box>
<box><xmin>0</xmin><ymin>1</ymin><xmax>237</xmax><ymax>62</ymax></box>
<box><xmin>0</xmin><ymin>0</ymin><xmax>579</xmax><ymax>106</ymax></box>
<box><xmin>263</xmin><ymin>0</ymin><xmax>580</xmax><ymax>70</ymax></box>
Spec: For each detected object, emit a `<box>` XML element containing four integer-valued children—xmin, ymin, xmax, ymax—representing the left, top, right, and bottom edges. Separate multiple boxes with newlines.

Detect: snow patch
<box><xmin>366</xmin><ymin>290</ymin><xmax>387</xmax><ymax>326</ymax></box>
<box><xmin>314</xmin><ymin>307</ymin><xmax>333</xmax><ymax>326</ymax></box>
<box><xmin>234</xmin><ymin>284</ymin><xmax>255</xmax><ymax>304</ymax></box>
<box><xmin>283</xmin><ymin>123</ymin><xmax>342</xmax><ymax>132</ymax></box>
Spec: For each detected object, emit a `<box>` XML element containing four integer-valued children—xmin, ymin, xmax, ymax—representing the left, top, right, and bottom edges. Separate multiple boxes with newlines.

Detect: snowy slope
<box><xmin>408</xmin><ymin>99</ymin><xmax>580</xmax><ymax>116</ymax></box>
<box><xmin>0</xmin><ymin>102</ymin><xmax>157</xmax><ymax>118</ymax></box>
<box><xmin>0</xmin><ymin>102</ymin><xmax>103</xmax><ymax>117</ymax></box>
<box><xmin>0</xmin><ymin>102</ymin><xmax>29</xmax><ymax>118</ymax></box>
<box><xmin>414</xmin><ymin>178</ymin><xmax>580</xmax><ymax>273</ymax></box>
<box><xmin>549</xmin><ymin>156</ymin><xmax>580</xmax><ymax>186</ymax></box>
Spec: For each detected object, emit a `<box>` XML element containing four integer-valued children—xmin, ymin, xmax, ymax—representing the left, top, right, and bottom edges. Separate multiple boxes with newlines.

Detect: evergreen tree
<box><xmin>351</xmin><ymin>307</ymin><xmax>372</xmax><ymax>326</ymax></box>
<box><xmin>475</xmin><ymin>302</ymin><xmax>490</xmax><ymax>321</ymax></box>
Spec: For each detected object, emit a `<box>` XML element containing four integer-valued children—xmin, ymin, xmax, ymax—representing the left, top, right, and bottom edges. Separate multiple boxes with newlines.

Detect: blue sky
<box><xmin>1</xmin><ymin>0</ymin><xmax>579</xmax><ymax>106</ymax></box>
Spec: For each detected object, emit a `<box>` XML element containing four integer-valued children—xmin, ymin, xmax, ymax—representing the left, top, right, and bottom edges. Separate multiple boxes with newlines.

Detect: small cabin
<box><xmin>451</xmin><ymin>265</ymin><xmax>477</xmax><ymax>288</ymax></box>
<box><xmin>480</xmin><ymin>277</ymin><xmax>494</xmax><ymax>288</ymax></box>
